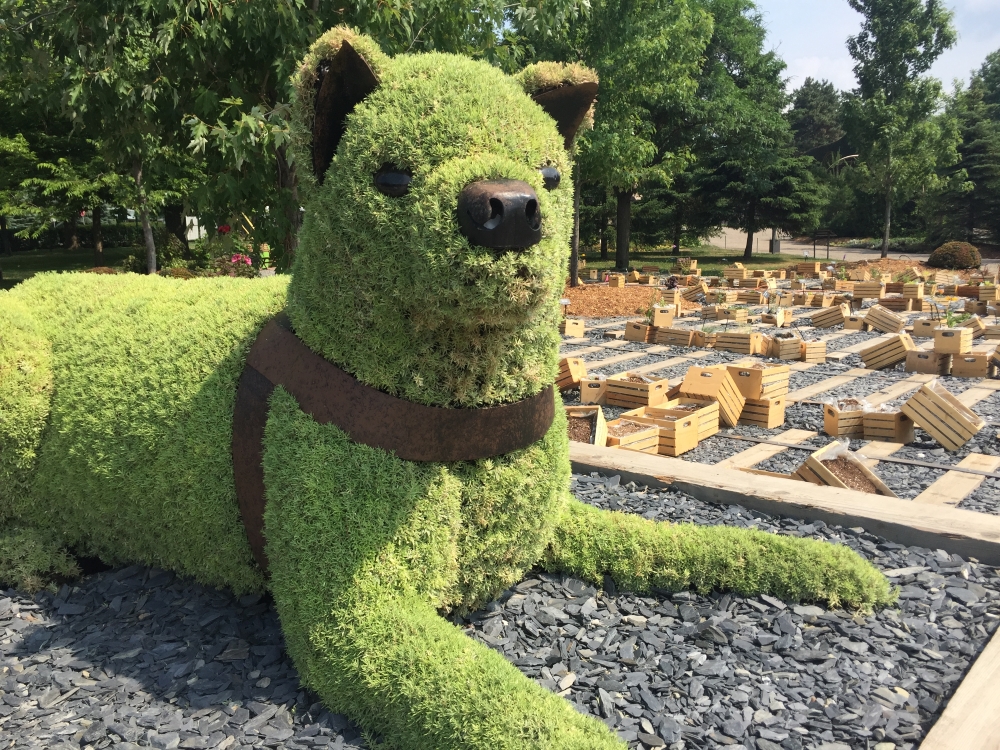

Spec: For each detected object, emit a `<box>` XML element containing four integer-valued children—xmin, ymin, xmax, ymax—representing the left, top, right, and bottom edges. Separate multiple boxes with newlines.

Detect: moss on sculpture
<box><xmin>0</xmin><ymin>26</ymin><xmax>892</xmax><ymax>750</ymax></box>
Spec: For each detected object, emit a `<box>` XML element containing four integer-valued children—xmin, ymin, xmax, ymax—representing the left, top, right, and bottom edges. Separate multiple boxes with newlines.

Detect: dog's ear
<box><xmin>311</xmin><ymin>40</ymin><xmax>380</xmax><ymax>183</ymax></box>
<box><xmin>517</xmin><ymin>62</ymin><xmax>599</xmax><ymax>150</ymax></box>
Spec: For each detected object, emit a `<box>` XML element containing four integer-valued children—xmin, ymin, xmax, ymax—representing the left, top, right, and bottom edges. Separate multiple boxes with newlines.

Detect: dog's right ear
<box><xmin>311</xmin><ymin>41</ymin><xmax>380</xmax><ymax>184</ymax></box>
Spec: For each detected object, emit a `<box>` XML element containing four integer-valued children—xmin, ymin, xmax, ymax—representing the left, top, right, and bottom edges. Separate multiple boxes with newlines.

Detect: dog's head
<box><xmin>286</xmin><ymin>28</ymin><xmax>596</xmax><ymax>407</ymax></box>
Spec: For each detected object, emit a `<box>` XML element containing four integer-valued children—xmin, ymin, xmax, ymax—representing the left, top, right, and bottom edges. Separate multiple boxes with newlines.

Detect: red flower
<box><xmin>218</xmin><ymin>224</ymin><xmax>231</xmax><ymax>234</ymax></box>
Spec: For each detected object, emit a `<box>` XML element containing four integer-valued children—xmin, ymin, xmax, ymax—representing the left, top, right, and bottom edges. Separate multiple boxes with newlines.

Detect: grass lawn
<box><xmin>578</xmin><ymin>244</ymin><xmax>808</xmax><ymax>277</ymax></box>
<box><xmin>0</xmin><ymin>247</ymin><xmax>135</xmax><ymax>288</ymax></box>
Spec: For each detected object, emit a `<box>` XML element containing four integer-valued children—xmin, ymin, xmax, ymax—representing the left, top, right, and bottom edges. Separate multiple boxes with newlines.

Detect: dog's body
<box><xmin>0</xmin><ymin>28</ymin><xmax>890</xmax><ymax>749</ymax></box>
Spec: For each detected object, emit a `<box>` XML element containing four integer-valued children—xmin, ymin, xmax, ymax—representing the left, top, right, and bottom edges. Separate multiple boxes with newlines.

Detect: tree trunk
<box><xmin>62</xmin><ymin>214</ymin><xmax>80</xmax><ymax>250</ymax></box>
<box><xmin>743</xmin><ymin>199</ymin><xmax>757</xmax><ymax>261</ymax></box>
<box><xmin>569</xmin><ymin>170</ymin><xmax>580</xmax><ymax>287</ymax></box>
<box><xmin>672</xmin><ymin>221</ymin><xmax>682</xmax><ymax>256</ymax></box>
<box><xmin>599</xmin><ymin>217</ymin><xmax>608</xmax><ymax>261</ymax></box>
<box><xmin>967</xmin><ymin>196</ymin><xmax>976</xmax><ymax>244</ymax></box>
<box><xmin>880</xmin><ymin>190</ymin><xmax>891</xmax><ymax>259</ymax></box>
<box><xmin>615</xmin><ymin>189</ymin><xmax>631</xmax><ymax>272</ymax></box>
<box><xmin>0</xmin><ymin>216</ymin><xmax>11</xmax><ymax>255</ymax></box>
<box><xmin>277</xmin><ymin>146</ymin><xmax>301</xmax><ymax>269</ymax></box>
<box><xmin>163</xmin><ymin>204</ymin><xmax>188</xmax><ymax>247</ymax></box>
<box><xmin>132</xmin><ymin>158</ymin><xmax>157</xmax><ymax>274</ymax></box>
<box><xmin>92</xmin><ymin>205</ymin><xmax>104</xmax><ymax>267</ymax></box>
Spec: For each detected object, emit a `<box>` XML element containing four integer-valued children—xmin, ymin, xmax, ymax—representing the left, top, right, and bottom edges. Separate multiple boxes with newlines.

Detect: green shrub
<box><xmin>927</xmin><ymin>241</ymin><xmax>982</xmax><ymax>269</ymax></box>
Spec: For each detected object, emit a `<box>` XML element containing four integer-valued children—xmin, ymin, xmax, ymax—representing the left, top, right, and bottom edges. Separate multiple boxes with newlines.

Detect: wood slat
<box><xmin>956</xmin><ymin>380</ymin><xmax>1000</xmax><ymax>407</ymax></box>
<box><xmin>857</xmin><ymin>441</ymin><xmax>905</xmax><ymax>468</ymax></box>
<box><xmin>787</xmin><ymin>369</ymin><xmax>872</xmax><ymax>403</ymax></box>
<box><xmin>920</xmin><ymin>626</ymin><xmax>1000</xmax><ymax>750</ymax></box>
<box><xmin>717</xmin><ymin>429</ymin><xmax>816</xmax><ymax>470</ymax></box>
<box><xmin>835</xmin><ymin>333</ymin><xmax>894</xmax><ymax>354</ymax></box>
<box><xmin>626</xmin><ymin>350</ymin><xmax>713</xmax><ymax>375</ymax></box>
<box><xmin>865</xmin><ymin>374</ymin><xmax>936</xmax><ymax>407</ymax></box>
<box><xmin>586</xmin><ymin>346</ymin><xmax>670</xmax><ymax>370</ymax></box>
<box><xmin>789</xmin><ymin>362</ymin><xmax>819</xmax><ymax>371</ymax></box>
<box><xmin>913</xmin><ymin>454</ymin><xmax>1000</xmax><ymax>506</ymax></box>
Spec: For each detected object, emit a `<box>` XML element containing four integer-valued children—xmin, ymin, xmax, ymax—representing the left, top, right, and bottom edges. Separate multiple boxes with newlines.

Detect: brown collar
<box><xmin>232</xmin><ymin>312</ymin><xmax>555</xmax><ymax>571</ymax></box>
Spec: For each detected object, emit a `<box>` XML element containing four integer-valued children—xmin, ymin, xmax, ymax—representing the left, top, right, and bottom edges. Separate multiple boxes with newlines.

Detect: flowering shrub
<box><xmin>211</xmin><ymin>252</ymin><xmax>257</xmax><ymax>278</ymax></box>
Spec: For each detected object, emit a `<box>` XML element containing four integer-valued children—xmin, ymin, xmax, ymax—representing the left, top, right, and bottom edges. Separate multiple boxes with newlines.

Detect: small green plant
<box><xmin>944</xmin><ymin>309</ymin><xmax>971</xmax><ymax>328</ymax></box>
<box><xmin>642</xmin><ymin>294</ymin><xmax>659</xmax><ymax>325</ymax></box>
<box><xmin>836</xmin><ymin>266</ymin><xmax>849</xmax><ymax>281</ymax></box>
<box><xmin>870</xmin><ymin>268</ymin><xmax>882</xmax><ymax>280</ymax></box>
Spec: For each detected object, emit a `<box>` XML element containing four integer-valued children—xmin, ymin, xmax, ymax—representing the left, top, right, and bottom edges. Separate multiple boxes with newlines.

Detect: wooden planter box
<box><xmin>579</xmin><ymin>378</ymin><xmax>607</xmax><ymax>405</ymax></box>
<box><xmin>723</xmin><ymin>266</ymin><xmax>749</xmax><ymax>280</ymax></box>
<box><xmin>879</xmin><ymin>296</ymin><xmax>910</xmax><ymax>312</ymax></box>
<box><xmin>560</xmin><ymin>319</ymin><xmax>586</xmax><ymax>337</ymax></box>
<box><xmin>701</xmin><ymin>305</ymin><xmax>723</xmax><ymax>321</ymax></box>
<box><xmin>636</xmin><ymin>275</ymin><xmax>658</xmax><ymax>285</ymax></box>
<box><xmin>557</xmin><ymin>357</ymin><xmax>587</xmax><ymax>390</ymax></box>
<box><xmin>865</xmin><ymin>304</ymin><xmax>906</xmax><ymax>333</ymax></box>
<box><xmin>715</xmin><ymin>332</ymin><xmax>764</xmax><ymax>355</ymax></box>
<box><xmin>679</xmin><ymin>366</ymin><xmax>746</xmax><ymax>428</ymax></box>
<box><xmin>957</xmin><ymin>284</ymin><xmax>981</xmax><ymax>298</ymax></box>
<box><xmin>762</xmin><ymin>309</ymin><xmax>789</xmax><ymax>327</ymax></box>
<box><xmin>808</xmin><ymin>293</ymin><xmax>834</xmax><ymax>308</ymax></box>
<box><xmin>776</xmin><ymin>292</ymin><xmax>795</xmax><ymax>307</ymax></box>
<box><xmin>606</xmin><ymin>372</ymin><xmax>671</xmax><ymax>408</ymax></box>
<box><xmin>985</xmin><ymin>325</ymin><xmax>1000</xmax><ymax>340</ymax></box>
<box><xmin>843</xmin><ymin>314</ymin><xmax>867</xmax><ymax>331</ymax></box>
<box><xmin>901</xmin><ymin>381</ymin><xmax>986</xmax><ymax>451</ymax></box>
<box><xmin>632</xmin><ymin>414</ymin><xmax>700</xmax><ymax>456</ymax></box>
<box><xmin>624</xmin><ymin>321</ymin><xmax>657</xmax><ymax>343</ymax></box>
<box><xmin>812</xmin><ymin>303</ymin><xmax>849</xmax><ymax>328</ymax></box>
<box><xmin>624</xmin><ymin>399</ymin><xmax>720</xmax><ymax>442</ymax></box>
<box><xmin>797</xmin><ymin>262</ymin><xmax>821</xmax><ymax>275</ymax></box>
<box><xmin>605</xmin><ymin>419</ymin><xmax>659</xmax><ymax>454</ymax></box>
<box><xmin>626</xmin><ymin>270</ymin><xmax>642</xmax><ymax>283</ymax></box>
<box><xmin>800</xmin><ymin>339</ymin><xmax>827</xmax><ymax>363</ymax></box>
<box><xmin>588</xmin><ymin>269</ymin><xmax>599</xmax><ymax>280</ymax></box>
<box><xmin>771</xmin><ymin>333</ymin><xmax>803</xmax><ymax>360</ymax></box>
<box><xmin>794</xmin><ymin>443</ymin><xmax>898</xmax><ymax>497</ymax></box>
<box><xmin>951</xmin><ymin>351</ymin><xmax>997</xmax><ymax>379</ymax></box>
<box><xmin>964</xmin><ymin>300</ymin><xmax>989</xmax><ymax>315</ymax></box>
<box><xmin>681</xmin><ymin>283</ymin><xmax>708</xmax><ymax>302</ymax></box>
<box><xmin>726</xmin><ymin>361</ymin><xmax>790</xmax><ymax>399</ymax></box>
<box><xmin>824</xmin><ymin>400</ymin><xmax>866</xmax><ymax>438</ymax></box>
<box><xmin>651</xmin><ymin>306</ymin><xmax>676</xmax><ymax>328</ymax></box>
<box><xmin>790</xmin><ymin>280</ymin><xmax>807</xmax><ymax>291</ymax></box>
<box><xmin>712</xmin><ymin>290</ymin><xmax>739</xmax><ymax>304</ymax></box>
<box><xmin>565</xmin><ymin>406</ymin><xmax>608</xmax><ymax>447</ymax></box>
<box><xmin>963</xmin><ymin>316</ymin><xmax>987</xmax><ymax>339</ymax></box>
<box><xmin>853</xmin><ymin>282</ymin><xmax>886</xmax><ymax>299</ymax></box>
<box><xmin>692</xmin><ymin>330</ymin><xmax>717</xmax><ymax>348</ymax></box>
<box><xmin>863</xmin><ymin>410</ymin><xmax>915</xmax><ymax>443</ymax></box>
<box><xmin>934</xmin><ymin>327</ymin><xmax>973</xmax><ymax>354</ymax></box>
<box><xmin>885</xmin><ymin>282</ymin><xmax>904</xmax><ymax>294</ymax></box>
<box><xmin>737</xmin><ymin>291</ymin><xmax>766</xmax><ymax>305</ymax></box>
<box><xmin>911</xmin><ymin>318</ymin><xmax>941</xmax><ymax>337</ymax></box>
<box><xmin>655</xmin><ymin>327</ymin><xmax>694</xmax><ymax>347</ymax></box>
<box><xmin>739</xmin><ymin>396</ymin><xmax>787</xmax><ymax>429</ymax></box>
<box><xmin>898</xmin><ymin>267</ymin><xmax>923</xmax><ymax>283</ymax></box>
<box><xmin>860</xmin><ymin>333</ymin><xmax>916</xmax><ymax>370</ymax></box>
<box><xmin>659</xmin><ymin>289</ymin><xmax>682</xmax><ymax>307</ymax></box>
<box><xmin>971</xmin><ymin>272</ymin><xmax>996</xmax><ymax>285</ymax></box>
<box><xmin>674</xmin><ymin>257</ymin><xmax>697</xmax><ymax>271</ymax></box>
<box><xmin>719</xmin><ymin>307</ymin><xmax>749</xmax><ymax>323</ymax></box>
<box><xmin>608</xmin><ymin>274</ymin><xmax>626</xmax><ymax>288</ymax></box>
<box><xmin>792</xmin><ymin>291</ymin><xmax>808</xmax><ymax>306</ymax></box>
<box><xmin>979</xmin><ymin>286</ymin><xmax>1000</xmax><ymax>302</ymax></box>
<box><xmin>850</xmin><ymin>268</ymin><xmax>872</xmax><ymax>281</ymax></box>
<box><xmin>905</xmin><ymin>351</ymin><xmax>952</xmax><ymax>375</ymax></box>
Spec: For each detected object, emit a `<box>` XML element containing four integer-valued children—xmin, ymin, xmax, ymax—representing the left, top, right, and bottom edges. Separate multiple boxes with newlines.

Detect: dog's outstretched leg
<box><xmin>543</xmin><ymin>498</ymin><xmax>894</xmax><ymax>611</ymax></box>
<box><xmin>261</xmin><ymin>389</ymin><xmax>623</xmax><ymax>749</ymax></box>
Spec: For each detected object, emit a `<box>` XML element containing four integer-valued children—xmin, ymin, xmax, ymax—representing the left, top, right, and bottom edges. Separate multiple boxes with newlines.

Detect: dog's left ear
<box><xmin>517</xmin><ymin>62</ymin><xmax>599</xmax><ymax>149</ymax></box>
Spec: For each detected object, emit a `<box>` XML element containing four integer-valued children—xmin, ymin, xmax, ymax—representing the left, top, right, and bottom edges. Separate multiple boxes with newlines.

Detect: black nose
<box><xmin>457</xmin><ymin>179</ymin><xmax>542</xmax><ymax>250</ymax></box>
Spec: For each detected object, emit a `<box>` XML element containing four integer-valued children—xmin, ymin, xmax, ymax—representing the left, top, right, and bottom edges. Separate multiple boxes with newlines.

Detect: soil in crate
<box><xmin>567</xmin><ymin>416</ymin><xmax>594</xmax><ymax>443</ymax></box>
<box><xmin>607</xmin><ymin>420</ymin><xmax>648</xmax><ymax>438</ymax></box>
<box><xmin>822</xmin><ymin>457</ymin><xmax>880</xmax><ymax>494</ymax></box>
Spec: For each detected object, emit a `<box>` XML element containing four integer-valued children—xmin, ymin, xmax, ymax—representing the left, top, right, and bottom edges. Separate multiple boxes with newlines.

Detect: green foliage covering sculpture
<box><xmin>0</xmin><ymin>28</ymin><xmax>891</xmax><ymax>749</ymax></box>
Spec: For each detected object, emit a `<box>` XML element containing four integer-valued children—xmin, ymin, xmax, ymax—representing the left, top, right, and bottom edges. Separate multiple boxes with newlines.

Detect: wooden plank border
<box><xmin>569</xmin><ymin>442</ymin><xmax>1000</xmax><ymax>565</ymax></box>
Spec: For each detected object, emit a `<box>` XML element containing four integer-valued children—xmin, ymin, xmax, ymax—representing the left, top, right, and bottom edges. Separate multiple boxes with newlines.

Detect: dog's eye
<box><xmin>540</xmin><ymin>167</ymin><xmax>560</xmax><ymax>191</ymax></box>
<box><xmin>374</xmin><ymin>165</ymin><xmax>412</xmax><ymax>197</ymax></box>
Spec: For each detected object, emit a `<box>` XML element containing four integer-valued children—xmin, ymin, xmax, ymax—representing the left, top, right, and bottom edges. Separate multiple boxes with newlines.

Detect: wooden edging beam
<box><xmin>569</xmin><ymin>442</ymin><xmax>1000</xmax><ymax>565</ymax></box>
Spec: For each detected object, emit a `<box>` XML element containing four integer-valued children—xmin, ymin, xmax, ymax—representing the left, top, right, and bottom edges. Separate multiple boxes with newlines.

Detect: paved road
<box><xmin>708</xmin><ymin>227</ymin><xmax>932</xmax><ymax>264</ymax></box>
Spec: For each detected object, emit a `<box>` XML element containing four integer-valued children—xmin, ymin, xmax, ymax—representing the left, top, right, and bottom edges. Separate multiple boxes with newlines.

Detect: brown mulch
<box><xmin>562</xmin><ymin>284</ymin><xmax>663</xmax><ymax>318</ymax></box>
<box><xmin>567</xmin><ymin>416</ymin><xmax>594</xmax><ymax>444</ymax></box>
<box><xmin>823</xmin><ymin>457</ymin><xmax>880</xmax><ymax>494</ymax></box>
<box><xmin>607</xmin><ymin>420</ymin><xmax>649</xmax><ymax>438</ymax></box>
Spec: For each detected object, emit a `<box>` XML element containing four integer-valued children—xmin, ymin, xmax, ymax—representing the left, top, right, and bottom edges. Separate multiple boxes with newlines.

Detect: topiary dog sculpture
<box><xmin>0</xmin><ymin>27</ymin><xmax>891</xmax><ymax>749</ymax></box>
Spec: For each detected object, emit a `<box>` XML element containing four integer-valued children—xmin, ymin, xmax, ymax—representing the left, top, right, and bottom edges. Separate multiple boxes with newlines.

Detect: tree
<box><xmin>842</xmin><ymin>0</ymin><xmax>958</xmax><ymax>258</ymax></box>
<box><xmin>787</xmin><ymin>78</ymin><xmax>845</xmax><ymax>153</ymax></box>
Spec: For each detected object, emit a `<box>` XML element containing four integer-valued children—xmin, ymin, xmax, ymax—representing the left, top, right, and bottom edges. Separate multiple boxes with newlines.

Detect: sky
<box><xmin>754</xmin><ymin>0</ymin><xmax>1000</xmax><ymax>94</ymax></box>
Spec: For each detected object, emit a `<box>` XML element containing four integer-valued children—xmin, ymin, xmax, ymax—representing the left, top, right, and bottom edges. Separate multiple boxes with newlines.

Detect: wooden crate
<box><xmin>963</xmin><ymin>316</ymin><xmax>987</xmax><ymax>339</ymax></box>
<box><xmin>674</xmin><ymin>257</ymin><xmax>697</xmax><ymax>271</ymax></box>
<box><xmin>865</xmin><ymin>304</ymin><xmax>906</xmax><ymax>333</ymax></box>
<box><xmin>951</xmin><ymin>351</ymin><xmax>997</xmax><ymax>379</ymax></box>
<box><xmin>860</xmin><ymin>333</ymin><xmax>916</xmax><ymax>370</ymax></box>
<box><xmin>579</xmin><ymin>378</ymin><xmax>607</xmax><ymax>405</ymax></box>
<box><xmin>957</xmin><ymin>284</ymin><xmax>981</xmax><ymax>298</ymax></box>
<box><xmin>715</xmin><ymin>332</ymin><xmax>764</xmax><ymax>355</ymax></box>
<box><xmin>678</xmin><ymin>366</ymin><xmax>746</xmax><ymax>428</ymax></box>
<box><xmin>897</xmin><ymin>267</ymin><xmax>923</xmax><ymax>283</ymax></box>
<box><xmin>739</xmin><ymin>396</ymin><xmax>786</xmax><ymax>429</ymax></box>
<box><xmin>762</xmin><ymin>309</ymin><xmax>789</xmax><ymax>327</ymax></box>
<box><xmin>655</xmin><ymin>327</ymin><xmax>694</xmax><ymax>347</ymax></box>
<box><xmin>850</xmin><ymin>268</ymin><xmax>872</xmax><ymax>281</ymax></box>
<box><xmin>560</xmin><ymin>319</ymin><xmax>586</xmax><ymax>337</ymax></box>
<box><xmin>651</xmin><ymin>306</ymin><xmax>676</xmax><ymax>328</ymax></box>
<box><xmin>681</xmin><ymin>283</ymin><xmax>708</xmax><ymax>302</ymax></box>
<box><xmin>626</xmin><ymin>270</ymin><xmax>642</xmax><ymax>283</ymax></box>
<box><xmin>776</xmin><ymin>292</ymin><xmax>795</xmax><ymax>307</ymax></box>
<box><xmin>719</xmin><ymin>307</ymin><xmax>749</xmax><ymax>323</ymax></box>
<box><xmin>845</xmin><ymin>314</ymin><xmax>868</xmax><ymax>330</ymax></box>
<box><xmin>798</xmin><ymin>262</ymin><xmax>821</xmax><ymax>275</ymax></box>
<box><xmin>824</xmin><ymin>401</ymin><xmax>866</xmax><ymax>438</ymax></box>
<box><xmin>565</xmin><ymin>406</ymin><xmax>608</xmax><ymax>447</ymax></box>
<box><xmin>659</xmin><ymin>289</ymin><xmax>682</xmax><ymax>307</ymax></box>
<box><xmin>605</xmin><ymin>419</ymin><xmax>659</xmax><ymax>454</ymax></box>
<box><xmin>863</xmin><ymin>410</ymin><xmax>915</xmax><ymax>443</ymax></box>
<box><xmin>793</xmin><ymin>443</ymin><xmax>898</xmax><ymax>497</ymax></box>
<box><xmin>985</xmin><ymin>325</ymin><xmax>1000</xmax><ymax>340</ymax></box>
<box><xmin>979</xmin><ymin>286</ymin><xmax>1000</xmax><ymax>302</ymax></box>
<box><xmin>800</xmin><ymin>339</ymin><xmax>827</xmax><ymax>363</ymax></box>
<box><xmin>808</xmin><ymin>292</ymin><xmax>834</xmax><ymax>308</ymax></box>
<box><xmin>934</xmin><ymin>327</ymin><xmax>973</xmax><ymax>354</ymax></box>
<box><xmin>701</xmin><ymin>305</ymin><xmax>723</xmax><ymax>321</ymax></box>
<box><xmin>608</xmin><ymin>274</ymin><xmax>626</xmax><ymax>288</ymax></box>
<box><xmin>790</xmin><ymin>280</ymin><xmax>808</xmax><ymax>291</ymax></box>
<box><xmin>965</xmin><ymin>300</ymin><xmax>989</xmax><ymax>315</ymax></box>
<box><xmin>971</xmin><ymin>271</ymin><xmax>996</xmax><ymax>285</ymax></box>
<box><xmin>624</xmin><ymin>321</ymin><xmax>656</xmax><ymax>343</ymax></box>
<box><xmin>692</xmin><ymin>330</ymin><xmax>717</xmax><ymax>348</ymax></box>
<box><xmin>885</xmin><ymin>282</ymin><xmax>904</xmax><ymax>294</ymax></box>
<box><xmin>879</xmin><ymin>296</ymin><xmax>910</xmax><ymax>313</ymax></box>
<box><xmin>623</xmin><ymin>398</ymin><xmax>721</xmax><ymax>442</ymax></box>
<box><xmin>911</xmin><ymin>318</ymin><xmax>941</xmax><ymax>337</ymax></box>
<box><xmin>853</xmin><ymin>282</ymin><xmax>886</xmax><ymax>299</ymax></box>
<box><xmin>589</xmin><ymin>269</ymin><xmax>599</xmax><ymax>280</ymax></box>
<box><xmin>637</xmin><ymin>274</ymin><xmax>658</xmax><ymax>285</ymax></box>
<box><xmin>812</xmin><ymin>303</ymin><xmax>849</xmax><ymax>328</ymax></box>
<box><xmin>723</xmin><ymin>266</ymin><xmax>749</xmax><ymax>280</ymax></box>
<box><xmin>737</xmin><ymin>290</ymin><xmax>766</xmax><ymax>305</ymax></box>
<box><xmin>905</xmin><ymin>351</ymin><xmax>952</xmax><ymax>375</ymax></box>
<box><xmin>606</xmin><ymin>372</ymin><xmax>671</xmax><ymax>408</ymax></box>
<box><xmin>711</xmin><ymin>290</ymin><xmax>739</xmax><ymax>304</ymax></box>
<box><xmin>557</xmin><ymin>357</ymin><xmax>587</xmax><ymax>390</ymax></box>
<box><xmin>726</xmin><ymin>361</ymin><xmax>790</xmax><ymax>399</ymax></box>
<box><xmin>621</xmin><ymin>412</ymin><xmax>699</xmax><ymax>456</ymax></box>
<box><xmin>901</xmin><ymin>381</ymin><xmax>986</xmax><ymax>451</ymax></box>
<box><xmin>771</xmin><ymin>333</ymin><xmax>803</xmax><ymax>360</ymax></box>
